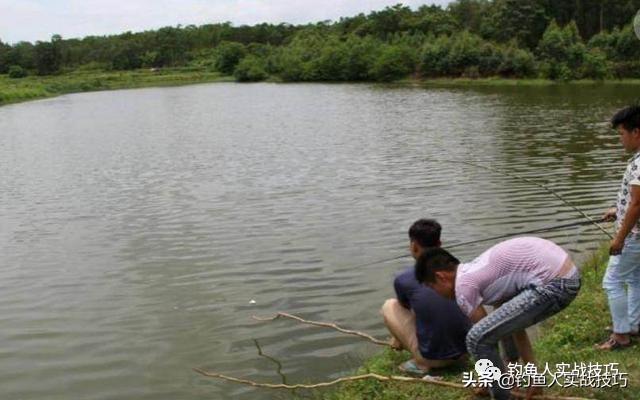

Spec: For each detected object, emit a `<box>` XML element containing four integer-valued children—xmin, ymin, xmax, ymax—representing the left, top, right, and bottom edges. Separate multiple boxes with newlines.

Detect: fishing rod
<box><xmin>446</xmin><ymin>218</ymin><xmax>606</xmax><ymax>250</ymax></box>
<box><xmin>448</xmin><ymin>159</ymin><xmax>613</xmax><ymax>239</ymax></box>
<box><xmin>355</xmin><ymin>217</ymin><xmax>607</xmax><ymax>268</ymax></box>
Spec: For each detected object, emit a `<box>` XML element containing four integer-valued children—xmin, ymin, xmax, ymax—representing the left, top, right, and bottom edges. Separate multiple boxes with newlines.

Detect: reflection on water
<box><xmin>0</xmin><ymin>82</ymin><xmax>633</xmax><ymax>399</ymax></box>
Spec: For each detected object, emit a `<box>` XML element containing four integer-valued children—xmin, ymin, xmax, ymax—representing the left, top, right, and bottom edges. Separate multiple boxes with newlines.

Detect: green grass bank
<box><xmin>0</xmin><ymin>68</ymin><xmax>232</xmax><ymax>106</ymax></box>
<box><xmin>6</xmin><ymin>68</ymin><xmax>640</xmax><ymax>108</ymax></box>
<box><xmin>320</xmin><ymin>245</ymin><xmax>638</xmax><ymax>400</ymax></box>
<box><xmin>409</xmin><ymin>77</ymin><xmax>640</xmax><ymax>87</ymax></box>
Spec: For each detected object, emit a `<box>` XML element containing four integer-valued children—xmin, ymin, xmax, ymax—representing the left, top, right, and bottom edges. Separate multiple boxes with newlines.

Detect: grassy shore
<box><xmin>0</xmin><ymin>68</ymin><xmax>233</xmax><ymax>106</ymax></box>
<box><xmin>402</xmin><ymin>77</ymin><xmax>640</xmax><ymax>87</ymax></box>
<box><xmin>6</xmin><ymin>68</ymin><xmax>640</xmax><ymax>108</ymax></box>
<box><xmin>321</xmin><ymin>245</ymin><xmax>638</xmax><ymax>400</ymax></box>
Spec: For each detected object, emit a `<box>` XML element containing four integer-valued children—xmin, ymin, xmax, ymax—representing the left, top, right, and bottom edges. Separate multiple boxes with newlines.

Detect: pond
<box><xmin>0</xmin><ymin>82</ymin><xmax>633</xmax><ymax>399</ymax></box>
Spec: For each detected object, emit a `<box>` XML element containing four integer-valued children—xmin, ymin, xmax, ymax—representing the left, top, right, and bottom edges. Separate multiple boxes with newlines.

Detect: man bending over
<box><xmin>415</xmin><ymin>237</ymin><xmax>580</xmax><ymax>399</ymax></box>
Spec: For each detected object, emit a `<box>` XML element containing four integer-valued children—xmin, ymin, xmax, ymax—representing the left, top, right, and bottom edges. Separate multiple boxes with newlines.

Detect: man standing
<box><xmin>598</xmin><ymin>105</ymin><xmax>640</xmax><ymax>350</ymax></box>
<box><xmin>380</xmin><ymin>219</ymin><xmax>470</xmax><ymax>374</ymax></box>
<box><xmin>415</xmin><ymin>237</ymin><xmax>581</xmax><ymax>400</ymax></box>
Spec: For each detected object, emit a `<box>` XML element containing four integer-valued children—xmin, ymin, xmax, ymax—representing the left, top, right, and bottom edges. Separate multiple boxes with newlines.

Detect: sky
<box><xmin>0</xmin><ymin>0</ymin><xmax>452</xmax><ymax>44</ymax></box>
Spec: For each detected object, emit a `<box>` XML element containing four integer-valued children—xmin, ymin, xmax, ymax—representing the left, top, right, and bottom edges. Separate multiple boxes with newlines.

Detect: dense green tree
<box><xmin>272</xmin><ymin>31</ymin><xmax>326</xmax><ymax>81</ymax></box>
<box><xmin>498</xmin><ymin>45</ymin><xmax>535</xmax><ymax>77</ymax></box>
<box><xmin>233</xmin><ymin>55</ymin><xmax>268</xmax><ymax>81</ymax></box>
<box><xmin>112</xmin><ymin>39</ymin><xmax>144</xmax><ymax>70</ymax></box>
<box><xmin>214</xmin><ymin>41</ymin><xmax>246</xmax><ymax>74</ymax></box>
<box><xmin>414</xmin><ymin>5</ymin><xmax>459</xmax><ymax>35</ymax></box>
<box><xmin>589</xmin><ymin>24</ymin><xmax>640</xmax><ymax>78</ymax></box>
<box><xmin>580</xmin><ymin>48</ymin><xmax>611</xmax><ymax>79</ymax></box>
<box><xmin>342</xmin><ymin>36</ymin><xmax>381</xmax><ymax>80</ymax></box>
<box><xmin>34</xmin><ymin>36</ymin><xmax>62</xmax><ymax>75</ymax></box>
<box><xmin>548</xmin><ymin>0</ymin><xmax>640</xmax><ymax>39</ymax></box>
<box><xmin>420</xmin><ymin>35</ymin><xmax>452</xmax><ymax>76</ymax></box>
<box><xmin>311</xmin><ymin>37</ymin><xmax>350</xmax><ymax>80</ymax></box>
<box><xmin>484</xmin><ymin>0</ymin><xmax>550</xmax><ymax>49</ymax></box>
<box><xmin>447</xmin><ymin>0</ymin><xmax>488</xmax><ymax>33</ymax></box>
<box><xmin>537</xmin><ymin>20</ymin><xmax>587</xmax><ymax>80</ymax></box>
<box><xmin>275</xmin><ymin>49</ymin><xmax>307</xmax><ymax>81</ymax></box>
<box><xmin>6</xmin><ymin>41</ymin><xmax>35</xmax><ymax>70</ymax></box>
<box><xmin>0</xmin><ymin>39</ymin><xmax>11</xmax><ymax>73</ymax></box>
<box><xmin>369</xmin><ymin>44</ymin><xmax>416</xmax><ymax>81</ymax></box>
<box><xmin>154</xmin><ymin>27</ymin><xmax>191</xmax><ymax>66</ymax></box>
<box><xmin>354</xmin><ymin>4</ymin><xmax>415</xmax><ymax>37</ymax></box>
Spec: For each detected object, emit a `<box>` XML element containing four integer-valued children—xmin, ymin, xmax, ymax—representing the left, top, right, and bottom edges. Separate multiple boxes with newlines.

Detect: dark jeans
<box><xmin>466</xmin><ymin>274</ymin><xmax>581</xmax><ymax>400</ymax></box>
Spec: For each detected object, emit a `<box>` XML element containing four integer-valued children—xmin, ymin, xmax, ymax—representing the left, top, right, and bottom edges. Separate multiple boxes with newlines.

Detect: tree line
<box><xmin>2</xmin><ymin>0</ymin><xmax>640</xmax><ymax>82</ymax></box>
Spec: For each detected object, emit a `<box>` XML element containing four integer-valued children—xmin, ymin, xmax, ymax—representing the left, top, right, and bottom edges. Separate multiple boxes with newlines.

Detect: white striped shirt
<box><xmin>455</xmin><ymin>237</ymin><xmax>570</xmax><ymax>317</ymax></box>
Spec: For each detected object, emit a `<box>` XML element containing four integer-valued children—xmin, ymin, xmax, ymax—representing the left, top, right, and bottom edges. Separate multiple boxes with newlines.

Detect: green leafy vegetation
<box><xmin>8</xmin><ymin>65</ymin><xmax>27</xmax><ymax>79</ymax></box>
<box><xmin>234</xmin><ymin>55</ymin><xmax>269</xmax><ymax>82</ymax></box>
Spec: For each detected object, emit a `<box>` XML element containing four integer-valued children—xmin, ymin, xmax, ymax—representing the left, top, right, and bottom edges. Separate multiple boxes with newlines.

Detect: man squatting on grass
<box><xmin>380</xmin><ymin>219</ymin><xmax>519</xmax><ymax>374</ymax></box>
<box><xmin>415</xmin><ymin>237</ymin><xmax>581</xmax><ymax>400</ymax></box>
<box><xmin>380</xmin><ymin>219</ymin><xmax>471</xmax><ymax>374</ymax></box>
<box><xmin>598</xmin><ymin>105</ymin><xmax>640</xmax><ymax>350</ymax></box>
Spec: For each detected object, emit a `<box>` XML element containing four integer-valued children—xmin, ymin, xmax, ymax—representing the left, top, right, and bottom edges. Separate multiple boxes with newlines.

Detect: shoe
<box><xmin>595</xmin><ymin>336</ymin><xmax>633</xmax><ymax>351</ymax></box>
<box><xmin>398</xmin><ymin>359</ymin><xmax>429</xmax><ymax>376</ymax></box>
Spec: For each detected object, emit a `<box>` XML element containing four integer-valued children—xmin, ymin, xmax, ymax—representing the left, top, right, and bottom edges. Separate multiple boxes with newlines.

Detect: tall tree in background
<box><xmin>547</xmin><ymin>0</ymin><xmax>640</xmax><ymax>39</ymax></box>
<box><xmin>354</xmin><ymin>4</ymin><xmax>415</xmax><ymax>37</ymax></box>
<box><xmin>415</xmin><ymin>4</ymin><xmax>459</xmax><ymax>35</ymax></box>
<box><xmin>6</xmin><ymin>41</ymin><xmax>35</xmax><ymax>70</ymax></box>
<box><xmin>485</xmin><ymin>0</ymin><xmax>550</xmax><ymax>49</ymax></box>
<box><xmin>214</xmin><ymin>41</ymin><xmax>246</xmax><ymax>74</ymax></box>
<box><xmin>447</xmin><ymin>0</ymin><xmax>489</xmax><ymax>34</ymax></box>
<box><xmin>34</xmin><ymin>35</ymin><xmax>62</xmax><ymax>75</ymax></box>
<box><xmin>0</xmin><ymin>39</ymin><xmax>11</xmax><ymax>73</ymax></box>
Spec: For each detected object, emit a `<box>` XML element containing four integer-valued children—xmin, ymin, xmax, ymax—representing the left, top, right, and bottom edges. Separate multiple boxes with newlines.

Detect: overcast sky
<box><xmin>1</xmin><ymin>0</ymin><xmax>452</xmax><ymax>44</ymax></box>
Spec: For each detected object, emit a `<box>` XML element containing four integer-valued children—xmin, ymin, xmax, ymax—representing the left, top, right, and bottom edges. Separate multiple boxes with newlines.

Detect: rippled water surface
<box><xmin>1</xmin><ymin>82</ymin><xmax>637</xmax><ymax>399</ymax></box>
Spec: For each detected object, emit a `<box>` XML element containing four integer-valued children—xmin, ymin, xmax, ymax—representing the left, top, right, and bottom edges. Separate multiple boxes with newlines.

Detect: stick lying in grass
<box><xmin>192</xmin><ymin>368</ymin><xmax>593</xmax><ymax>400</ymax></box>
<box><xmin>252</xmin><ymin>312</ymin><xmax>390</xmax><ymax>346</ymax></box>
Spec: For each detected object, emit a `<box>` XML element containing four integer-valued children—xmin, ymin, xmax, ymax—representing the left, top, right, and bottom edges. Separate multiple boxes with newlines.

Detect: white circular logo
<box><xmin>475</xmin><ymin>359</ymin><xmax>493</xmax><ymax>374</ymax></box>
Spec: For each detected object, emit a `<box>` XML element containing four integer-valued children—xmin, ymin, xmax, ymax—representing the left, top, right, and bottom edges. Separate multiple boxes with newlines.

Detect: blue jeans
<box><xmin>603</xmin><ymin>237</ymin><xmax>640</xmax><ymax>334</ymax></box>
<box><xmin>466</xmin><ymin>273</ymin><xmax>581</xmax><ymax>400</ymax></box>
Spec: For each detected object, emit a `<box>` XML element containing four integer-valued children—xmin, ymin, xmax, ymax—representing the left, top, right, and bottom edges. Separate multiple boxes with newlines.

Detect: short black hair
<box><xmin>408</xmin><ymin>219</ymin><xmax>441</xmax><ymax>248</ymax></box>
<box><xmin>611</xmin><ymin>105</ymin><xmax>640</xmax><ymax>132</ymax></box>
<box><xmin>414</xmin><ymin>247</ymin><xmax>460</xmax><ymax>284</ymax></box>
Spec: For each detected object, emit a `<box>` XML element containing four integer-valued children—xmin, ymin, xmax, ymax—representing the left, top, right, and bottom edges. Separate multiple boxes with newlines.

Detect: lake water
<box><xmin>0</xmin><ymin>82</ymin><xmax>635</xmax><ymax>399</ymax></box>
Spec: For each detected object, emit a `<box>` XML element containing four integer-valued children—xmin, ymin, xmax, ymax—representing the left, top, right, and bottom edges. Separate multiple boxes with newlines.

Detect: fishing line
<box><xmin>353</xmin><ymin>218</ymin><xmax>606</xmax><ymax>268</ymax></box>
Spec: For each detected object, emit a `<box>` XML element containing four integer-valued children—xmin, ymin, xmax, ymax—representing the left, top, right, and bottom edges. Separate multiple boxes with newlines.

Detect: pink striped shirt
<box><xmin>455</xmin><ymin>237</ymin><xmax>571</xmax><ymax>317</ymax></box>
